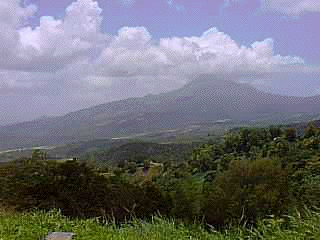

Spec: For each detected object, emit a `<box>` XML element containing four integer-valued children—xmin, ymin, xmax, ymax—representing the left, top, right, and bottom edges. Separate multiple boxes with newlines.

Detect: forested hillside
<box><xmin>1</xmin><ymin>75</ymin><xmax>320</xmax><ymax>149</ymax></box>
<box><xmin>1</xmin><ymin>121</ymin><xmax>320</xmax><ymax>237</ymax></box>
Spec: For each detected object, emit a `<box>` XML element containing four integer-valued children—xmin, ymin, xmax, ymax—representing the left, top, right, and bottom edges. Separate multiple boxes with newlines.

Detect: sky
<box><xmin>0</xmin><ymin>0</ymin><xmax>319</xmax><ymax>126</ymax></box>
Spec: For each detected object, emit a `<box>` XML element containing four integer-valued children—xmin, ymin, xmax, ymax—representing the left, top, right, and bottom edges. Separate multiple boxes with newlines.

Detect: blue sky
<box><xmin>0</xmin><ymin>0</ymin><xmax>319</xmax><ymax>125</ymax></box>
<box><xmin>26</xmin><ymin>0</ymin><xmax>320</xmax><ymax>65</ymax></box>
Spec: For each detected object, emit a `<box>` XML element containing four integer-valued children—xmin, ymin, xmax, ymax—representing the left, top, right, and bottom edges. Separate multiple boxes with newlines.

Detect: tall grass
<box><xmin>0</xmin><ymin>209</ymin><xmax>227</xmax><ymax>240</ymax></box>
<box><xmin>1</xmin><ymin>208</ymin><xmax>320</xmax><ymax>240</ymax></box>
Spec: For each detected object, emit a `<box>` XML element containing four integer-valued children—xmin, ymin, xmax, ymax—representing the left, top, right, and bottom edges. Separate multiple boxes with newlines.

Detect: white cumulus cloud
<box><xmin>0</xmin><ymin>0</ymin><xmax>317</xmax><ymax>125</ymax></box>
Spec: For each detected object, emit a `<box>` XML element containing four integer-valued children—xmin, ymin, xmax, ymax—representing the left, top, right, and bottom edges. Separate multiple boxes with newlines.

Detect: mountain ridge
<box><xmin>0</xmin><ymin>74</ymin><xmax>319</xmax><ymax>149</ymax></box>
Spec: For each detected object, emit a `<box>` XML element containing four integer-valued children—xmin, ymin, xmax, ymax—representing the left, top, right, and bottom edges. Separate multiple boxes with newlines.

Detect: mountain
<box><xmin>0</xmin><ymin>74</ymin><xmax>319</xmax><ymax>149</ymax></box>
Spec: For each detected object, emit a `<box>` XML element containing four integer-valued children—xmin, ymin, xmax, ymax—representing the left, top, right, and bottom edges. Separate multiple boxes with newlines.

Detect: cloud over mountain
<box><xmin>0</xmin><ymin>0</ymin><xmax>318</xmax><ymax>126</ymax></box>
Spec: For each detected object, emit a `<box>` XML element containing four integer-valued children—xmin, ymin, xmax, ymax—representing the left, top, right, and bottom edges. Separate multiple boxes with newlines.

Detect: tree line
<box><xmin>0</xmin><ymin>121</ymin><xmax>319</xmax><ymax>231</ymax></box>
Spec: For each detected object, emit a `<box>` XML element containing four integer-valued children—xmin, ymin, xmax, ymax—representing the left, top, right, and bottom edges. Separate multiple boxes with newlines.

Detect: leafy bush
<box><xmin>1</xmin><ymin>124</ymin><xmax>320</xmax><ymax>234</ymax></box>
<box><xmin>0</xmin><ymin>159</ymin><xmax>171</xmax><ymax>223</ymax></box>
<box><xmin>202</xmin><ymin>158</ymin><xmax>289</xmax><ymax>229</ymax></box>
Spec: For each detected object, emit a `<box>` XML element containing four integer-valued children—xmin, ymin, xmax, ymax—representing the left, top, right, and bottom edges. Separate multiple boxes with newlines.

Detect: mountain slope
<box><xmin>0</xmin><ymin>74</ymin><xmax>319</xmax><ymax>149</ymax></box>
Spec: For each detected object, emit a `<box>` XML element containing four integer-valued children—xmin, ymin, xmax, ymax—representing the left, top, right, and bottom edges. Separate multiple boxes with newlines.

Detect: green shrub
<box><xmin>202</xmin><ymin>157</ymin><xmax>289</xmax><ymax>229</ymax></box>
<box><xmin>0</xmin><ymin>159</ymin><xmax>171</xmax><ymax>223</ymax></box>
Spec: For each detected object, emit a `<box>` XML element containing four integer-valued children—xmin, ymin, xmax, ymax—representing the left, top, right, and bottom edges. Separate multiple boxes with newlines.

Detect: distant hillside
<box><xmin>0</xmin><ymin>74</ymin><xmax>319</xmax><ymax>149</ymax></box>
<box><xmin>80</xmin><ymin>141</ymin><xmax>196</xmax><ymax>167</ymax></box>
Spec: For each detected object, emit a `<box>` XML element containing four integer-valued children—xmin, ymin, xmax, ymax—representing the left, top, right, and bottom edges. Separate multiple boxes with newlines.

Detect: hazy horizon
<box><xmin>0</xmin><ymin>0</ymin><xmax>319</xmax><ymax>126</ymax></box>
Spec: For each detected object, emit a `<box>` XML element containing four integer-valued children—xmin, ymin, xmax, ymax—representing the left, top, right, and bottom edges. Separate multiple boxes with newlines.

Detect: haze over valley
<box><xmin>0</xmin><ymin>0</ymin><xmax>319</xmax><ymax>128</ymax></box>
<box><xmin>2</xmin><ymin>2</ymin><xmax>320</xmax><ymax>238</ymax></box>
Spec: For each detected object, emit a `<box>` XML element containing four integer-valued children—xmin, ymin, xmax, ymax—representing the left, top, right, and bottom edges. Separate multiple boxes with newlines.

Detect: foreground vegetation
<box><xmin>0</xmin><ymin>121</ymin><xmax>320</xmax><ymax>238</ymax></box>
<box><xmin>1</xmin><ymin>208</ymin><xmax>320</xmax><ymax>239</ymax></box>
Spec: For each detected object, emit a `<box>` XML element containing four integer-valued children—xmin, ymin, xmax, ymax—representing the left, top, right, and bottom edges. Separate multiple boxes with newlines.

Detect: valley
<box><xmin>0</xmin><ymin>75</ymin><xmax>319</xmax><ymax>151</ymax></box>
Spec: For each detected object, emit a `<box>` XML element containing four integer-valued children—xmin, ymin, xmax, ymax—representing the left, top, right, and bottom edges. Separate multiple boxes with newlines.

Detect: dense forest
<box><xmin>1</xmin><ymin>121</ymin><xmax>320</xmax><ymax>236</ymax></box>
